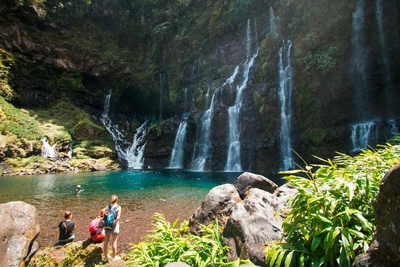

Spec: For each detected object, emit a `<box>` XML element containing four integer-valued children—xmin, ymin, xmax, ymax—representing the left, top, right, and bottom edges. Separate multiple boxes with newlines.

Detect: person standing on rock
<box><xmin>57</xmin><ymin>211</ymin><xmax>76</xmax><ymax>245</ymax></box>
<box><xmin>103</xmin><ymin>195</ymin><xmax>121</xmax><ymax>261</ymax></box>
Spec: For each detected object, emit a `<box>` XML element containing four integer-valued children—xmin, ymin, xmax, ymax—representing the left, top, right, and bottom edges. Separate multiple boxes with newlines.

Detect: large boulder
<box><xmin>189</xmin><ymin>184</ymin><xmax>240</xmax><ymax>234</ymax></box>
<box><xmin>234</xmin><ymin>172</ymin><xmax>278</xmax><ymax>199</ymax></box>
<box><xmin>353</xmin><ymin>163</ymin><xmax>400</xmax><ymax>266</ymax></box>
<box><xmin>189</xmin><ymin>173</ymin><xmax>297</xmax><ymax>266</ymax></box>
<box><xmin>0</xmin><ymin>201</ymin><xmax>41</xmax><ymax>267</ymax></box>
<box><xmin>223</xmin><ymin>188</ymin><xmax>284</xmax><ymax>266</ymax></box>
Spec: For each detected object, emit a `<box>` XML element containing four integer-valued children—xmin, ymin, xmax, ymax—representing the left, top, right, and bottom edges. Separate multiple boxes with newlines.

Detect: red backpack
<box><xmin>89</xmin><ymin>217</ymin><xmax>102</xmax><ymax>234</ymax></box>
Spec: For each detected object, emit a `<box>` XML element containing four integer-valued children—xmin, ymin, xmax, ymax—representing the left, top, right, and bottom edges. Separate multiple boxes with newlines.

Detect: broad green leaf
<box><xmin>323</xmin><ymin>227</ymin><xmax>340</xmax><ymax>251</ymax></box>
<box><xmin>284</xmin><ymin>250</ymin><xmax>294</xmax><ymax>266</ymax></box>
<box><xmin>275</xmin><ymin>250</ymin><xmax>285</xmax><ymax>267</ymax></box>
<box><xmin>311</xmin><ymin>235</ymin><xmax>323</xmax><ymax>252</ymax></box>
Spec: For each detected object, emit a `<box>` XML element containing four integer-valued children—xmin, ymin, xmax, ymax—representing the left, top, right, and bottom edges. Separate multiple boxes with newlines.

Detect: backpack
<box><xmin>89</xmin><ymin>217</ymin><xmax>102</xmax><ymax>234</ymax></box>
<box><xmin>104</xmin><ymin>204</ymin><xmax>119</xmax><ymax>230</ymax></box>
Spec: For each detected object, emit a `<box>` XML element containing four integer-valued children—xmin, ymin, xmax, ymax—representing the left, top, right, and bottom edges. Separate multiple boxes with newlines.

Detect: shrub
<box><xmin>127</xmin><ymin>213</ymin><xmax>253</xmax><ymax>267</ymax></box>
<box><xmin>265</xmin><ymin>142</ymin><xmax>400</xmax><ymax>267</ymax></box>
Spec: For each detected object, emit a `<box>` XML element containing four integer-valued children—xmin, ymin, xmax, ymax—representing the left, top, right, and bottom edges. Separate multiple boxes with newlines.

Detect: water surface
<box><xmin>0</xmin><ymin>170</ymin><xmax>284</xmax><ymax>251</ymax></box>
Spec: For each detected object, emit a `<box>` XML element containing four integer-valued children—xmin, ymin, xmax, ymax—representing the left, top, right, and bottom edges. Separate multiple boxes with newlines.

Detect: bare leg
<box><xmin>103</xmin><ymin>233</ymin><xmax>110</xmax><ymax>259</ymax></box>
<box><xmin>110</xmin><ymin>233</ymin><xmax>119</xmax><ymax>258</ymax></box>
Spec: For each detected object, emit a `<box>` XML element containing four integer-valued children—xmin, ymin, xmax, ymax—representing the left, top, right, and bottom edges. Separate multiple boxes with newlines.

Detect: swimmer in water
<box><xmin>75</xmin><ymin>185</ymin><xmax>82</xmax><ymax>195</ymax></box>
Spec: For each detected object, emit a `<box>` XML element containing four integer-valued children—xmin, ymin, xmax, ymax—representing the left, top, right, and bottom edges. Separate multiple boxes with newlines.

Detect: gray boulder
<box><xmin>235</xmin><ymin>172</ymin><xmax>278</xmax><ymax>199</ymax></box>
<box><xmin>0</xmin><ymin>201</ymin><xmax>41</xmax><ymax>267</ymax></box>
<box><xmin>223</xmin><ymin>188</ymin><xmax>284</xmax><ymax>266</ymax></box>
<box><xmin>189</xmin><ymin>183</ymin><xmax>240</xmax><ymax>234</ymax></box>
<box><xmin>189</xmin><ymin>172</ymin><xmax>297</xmax><ymax>266</ymax></box>
<box><xmin>353</xmin><ymin>163</ymin><xmax>400</xmax><ymax>267</ymax></box>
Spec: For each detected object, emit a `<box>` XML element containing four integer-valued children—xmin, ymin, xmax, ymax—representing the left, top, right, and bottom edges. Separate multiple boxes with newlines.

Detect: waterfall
<box><xmin>169</xmin><ymin>113</ymin><xmax>188</xmax><ymax>168</ymax></box>
<box><xmin>102</xmin><ymin>90</ymin><xmax>111</xmax><ymax>118</ymax></box>
<box><xmin>191</xmin><ymin>87</ymin><xmax>217</xmax><ymax>171</ymax></box>
<box><xmin>124</xmin><ymin>121</ymin><xmax>149</xmax><ymax>169</ymax></box>
<box><xmin>350</xmin><ymin>121</ymin><xmax>378</xmax><ymax>152</ymax></box>
<box><xmin>67</xmin><ymin>140</ymin><xmax>73</xmax><ymax>158</ymax></box>
<box><xmin>100</xmin><ymin>91</ymin><xmax>127</xmax><ymax>159</ymax></box>
<box><xmin>351</xmin><ymin>0</ymin><xmax>370</xmax><ymax>120</ymax></box>
<box><xmin>191</xmin><ymin>66</ymin><xmax>239</xmax><ymax>171</ymax></box>
<box><xmin>225</xmin><ymin>19</ymin><xmax>259</xmax><ymax>171</ymax></box>
<box><xmin>376</xmin><ymin>0</ymin><xmax>393</xmax><ymax>114</ymax></box>
<box><xmin>349</xmin><ymin>0</ymin><xmax>376</xmax><ymax>152</ymax></box>
<box><xmin>41</xmin><ymin>137</ymin><xmax>57</xmax><ymax>158</ymax></box>
<box><xmin>100</xmin><ymin>91</ymin><xmax>150</xmax><ymax>168</ymax></box>
<box><xmin>387</xmin><ymin>119</ymin><xmax>398</xmax><ymax>135</ymax></box>
<box><xmin>278</xmin><ymin>39</ymin><xmax>294</xmax><ymax>171</ymax></box>
<box><xmin>269</xmin><ymin>6</ymin><xmax>279</xmax><ymax>37</ymax></box>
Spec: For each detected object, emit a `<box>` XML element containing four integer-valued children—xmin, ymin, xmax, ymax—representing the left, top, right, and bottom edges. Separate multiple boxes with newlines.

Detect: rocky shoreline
<box><xmin>0</xmin><ymin>156</ymin><xmax>122</xmax><ymax>177</ymax></box>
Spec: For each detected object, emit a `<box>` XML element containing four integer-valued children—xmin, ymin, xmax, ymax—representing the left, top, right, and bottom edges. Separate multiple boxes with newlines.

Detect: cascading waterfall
<box><xmin>376</xmin><ymin>0</ymin><xmax>393</xmax><ymax>113</ymax></box>
<box><xmin>351</xmin><ymin>0</ymin><xmax>370</xmax><ymax>120</ymax></box>
<box><xmin>350</xmin><ymin>121</ymin><xmax>378</xmax><ymax>152</ymax></box>
<box><xmin>191</xmin><ymin>67</ymin><xmax>239</xmax><ymax>171</ymax></box>
<box><xmin>100</xmin><ymin>91</ymin><xmax>128</xmax><ymax>159</ymax></box>
<box><xmin>269</xmin><ymin>6</ymin><xmax>279</xmax><ymax>37</ymax></box>
<box><xmin>387</xmin><ymin>119</ymin><xmax>398</xmax><ymax>135</ymax></box>
<box><xmin>169</xmin><ymin>88</ymin><xmax>189</xmax><ymax>168</ymax></box>
<box><xmin>100</xmin><ymin>90</ymin><xmax>150</xmax><ymax>168</ymax></box>
<box><xmin>225</xmin><ymin>19</ymin><xmax>259</xmax><ymax>171</ymax></box>
<box><xmin>124</xmin><ymin>121</ymin><xmax>149</xmax><ymax>169</ymax></box>
<box><xmin>41</xmin><ymin>137</ymin><xmax>57</xmax><ymax>158</ymax></box>
<box><xmin>350</xmin><ymin>0</ymin><xmax>375</xmax><ymax>151</ymax></box>
<box><xmin>67</xmin><ymin>140</ymin><xmax>73</xmax><ymax>158</ymax></box>
<box><xmin>278</xmin><ymin>39</ymin><xmax>294</xmax><ymax>170</ymax></box>
<box><xmin>169</xmin><ymin>113</ymin><xmax>188</xmax><ymax>168</ymax></box>
<box><xmin>191</xmin><ymin>87</ymin><xmax>216</xmax><ymax>171</ymax></box>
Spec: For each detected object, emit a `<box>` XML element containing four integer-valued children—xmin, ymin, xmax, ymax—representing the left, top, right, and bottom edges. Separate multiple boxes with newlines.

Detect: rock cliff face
<box><xmin>1</xmin><ymin>0</ymin><xmax>400</xmax><ymax>173</ymax></box>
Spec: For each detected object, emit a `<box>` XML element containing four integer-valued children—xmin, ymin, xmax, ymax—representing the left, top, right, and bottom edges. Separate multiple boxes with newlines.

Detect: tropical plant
<box><xmin>127</xmin><ymin>213</ymin><xmax>253</xmax><ymax>267</ymax></box>
<box><xmin>265</xmin><ymin>142</ymin><xmax>400</xmax><ymax>267</ymax></box>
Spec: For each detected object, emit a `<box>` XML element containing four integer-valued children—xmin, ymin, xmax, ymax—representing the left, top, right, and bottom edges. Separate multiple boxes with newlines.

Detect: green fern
<box><xmin>127</xmin><ymin>213</ymin><xmax>253</xmax><ymax>267</ymax></box>
<box><xmin>266</xmin><ymin>141</ymin><xmax>400</xmax><ymax>267</ymax></box>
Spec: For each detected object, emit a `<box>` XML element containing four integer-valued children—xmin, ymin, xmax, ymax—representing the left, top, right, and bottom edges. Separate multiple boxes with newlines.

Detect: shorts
<box><xmin>105</xmin><ymin>223</ymin><xmax>119</xmax><ymax>235</ymax></box>
<box><xmin>58</xmin><ymin>234</ymin><xmax>75</xmax><ymax>244</ymax></box>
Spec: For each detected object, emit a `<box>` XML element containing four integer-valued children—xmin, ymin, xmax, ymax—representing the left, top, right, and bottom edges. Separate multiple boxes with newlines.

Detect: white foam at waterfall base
<box><xmin>350</xmin><ymin>120</ymin><xmax>378</xmax><ymax>152</ymax></box>
<box><xmin>100</xmin><ymin>91</ymin><xmax>150</xmax><ymax>169</ymax></box>
<box><xmin>41</xmin><ymin>138</ymin><xmax>57</xmax><ymax>158</ymax></box>
<box><xmin>124</xmin><ymin>121</ymin><xmax>149</xmax><ymax>169</ymax></box>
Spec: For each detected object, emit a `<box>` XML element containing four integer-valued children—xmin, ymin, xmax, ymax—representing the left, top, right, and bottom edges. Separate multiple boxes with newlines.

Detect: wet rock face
<box><xmin>0</xmin><ymin>201</ymin><xmax>41</xmax><ymax>267</ymax></box>
<box><xmin>352</xmin><ymin>163</ymin><xmax>400</xmax><ymax>267</ymax></box>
